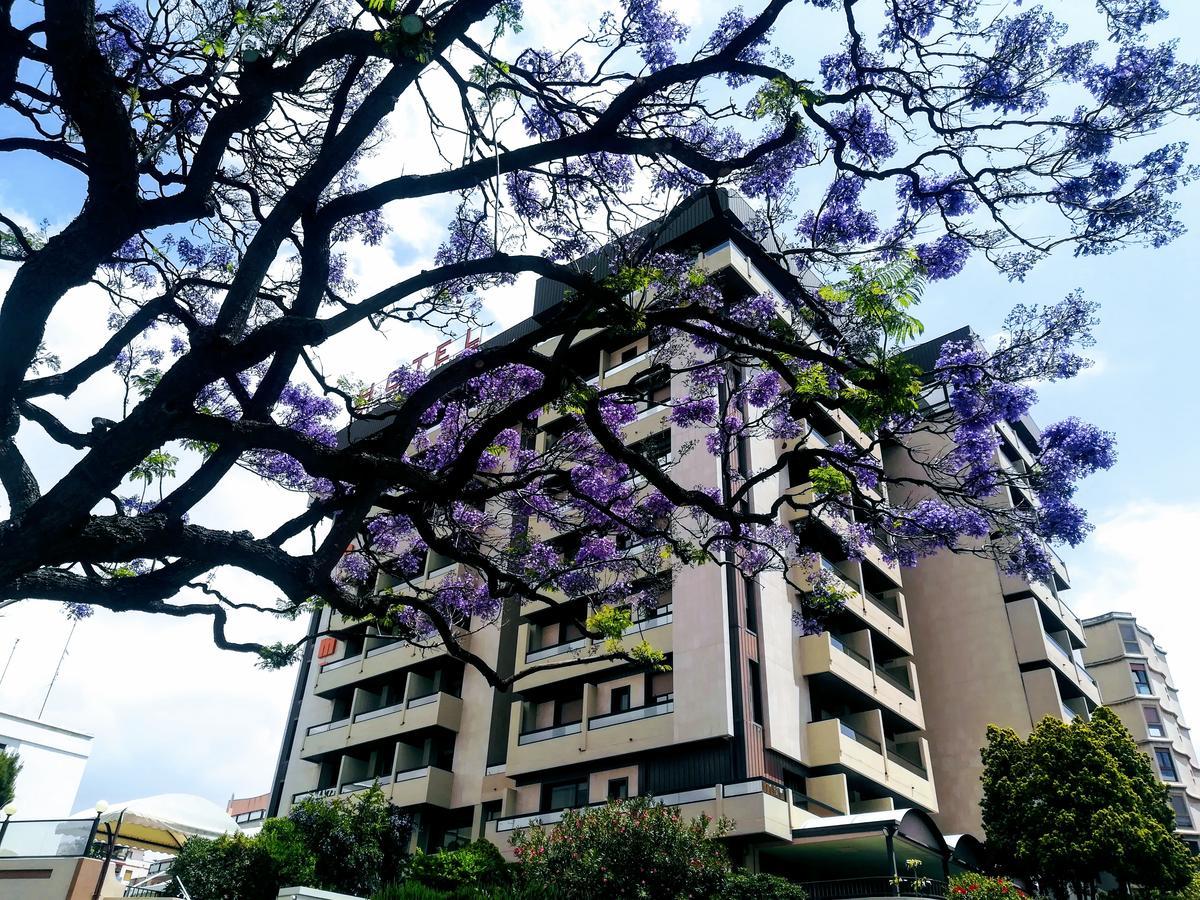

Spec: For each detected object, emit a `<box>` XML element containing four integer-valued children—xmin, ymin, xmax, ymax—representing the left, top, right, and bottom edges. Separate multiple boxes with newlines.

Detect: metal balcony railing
<box><xmin>877</xmin><ymin>664</ymin><xmax>916</xmax><ymax>698</ymax></box>
<box><xmin>588</xmin><ymin>699</ymin><xmax>673</xmax><ymax>730</ymax></box>
<box><xmin>517</xmin><ymin>720</ymin><xmax>583</xmax><ymax>745</ymax></box>
<box><xmin>838</xmin><ymin>721</ymin><xmax>882</xmax><ymax>754</ymax></box>
<box><xmin>799</xmin><ymin>877</ymin><xmax>947</xmax><ymax>900</ymax></box>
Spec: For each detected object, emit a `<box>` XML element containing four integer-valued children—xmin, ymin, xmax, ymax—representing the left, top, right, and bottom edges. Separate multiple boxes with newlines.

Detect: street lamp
<box><xmin>0</xmin><ymin>802</ymin><xmax>15</xmax><ymax>850</ymax></box>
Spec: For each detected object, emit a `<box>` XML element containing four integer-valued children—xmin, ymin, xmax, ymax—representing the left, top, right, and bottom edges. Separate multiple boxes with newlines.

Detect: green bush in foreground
<box><xmin>949</xmin><ymin>873</ymin><xmax>1029</xmax><ymax>900</ymax></box>
<box><xmin>404</xmin><ymin>839</ymin><xmax>511</xmax><ymax>892</ymax></box>
<box><xmin>724</xmin><ymin>870</ymin><xmax>810</xmax><ymax>898</ymax></box>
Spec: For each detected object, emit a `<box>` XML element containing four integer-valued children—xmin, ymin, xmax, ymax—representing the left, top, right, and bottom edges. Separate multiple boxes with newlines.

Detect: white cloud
<box><xmin>1068</xmin><ymin>501</ymin><xmax>1200</xmax><ymax>723</ymax></box>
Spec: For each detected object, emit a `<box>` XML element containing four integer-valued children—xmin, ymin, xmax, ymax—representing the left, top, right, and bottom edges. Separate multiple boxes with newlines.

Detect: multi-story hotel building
<box><xmin>1082</xmin><ymin>612</ymin><xmax>1200</xmax><ymax>851</ymax></box>
<box><xmin>266</xmin><ymin>192</ymin><xmax>1087</xmax><ymax>879</ymax></box>
<box><xmin>882</xmin><ymin>333</ymin><xmax>1102</xmax><ymax>838</ymax></box>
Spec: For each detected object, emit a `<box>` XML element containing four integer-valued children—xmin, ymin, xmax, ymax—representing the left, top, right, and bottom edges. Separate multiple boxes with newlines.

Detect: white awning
<box><xmin>70</xmin><ymin>793</ymin><xmax>240</xmax><ymax>852</ymax></box>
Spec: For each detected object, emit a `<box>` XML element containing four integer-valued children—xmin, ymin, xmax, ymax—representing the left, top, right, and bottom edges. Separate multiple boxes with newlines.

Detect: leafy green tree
<box><xmin>510</xmin><ymin>796</ymin><xmax>733</xmax><ymax>899</ymax></box>
<box><xmin>980</xmin><ymin>707</ymin><xmax>1195</xmax><ymax>897</ymax></box>
<box><xmin>0</xmin><ymin>749</ymin><xmax>19</xmax><ymax>807</ymax></box>
<box><xmin>254</xmin><ymin>818</ymin><xmax>317</xmax><ymax>888</ymax></box>
<box><xmin>288</xmin><ymin>785</ymin><xmax>413</xmax><ymax>896</ymax></box>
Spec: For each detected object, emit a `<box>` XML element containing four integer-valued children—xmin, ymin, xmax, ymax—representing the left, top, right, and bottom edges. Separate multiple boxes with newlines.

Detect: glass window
<box><xmin>546</xmin><ymin>779</ymin><xmax>589</xmax><ymax>812</ymax></box>
<box><xmin>748</xmin><ymin>661</ymin><xmax>764</xmax><ymax>726</ymax></box>
<box><xmin>1145</xmin><ymin>706</ymin><xmax>1167</xmax><ymax>738</ymax></box>
<box><xmin>1120</xmin><ymin>623</ymin><xmax>1140</xmax><ymax>654</ymax></box>
<box><xmin>607</xmin><ymin>778</ymin><xmax>629</xmax><ymax>801</ymax></box>
<box><xmin>1171</xmin><ymin>794</ymin><xmax>1192</xmax><ymax>828</ymax></box>
<box><xmin>744</xmin><ymin>576</ymin><xmax>758</xmax><ymax>634</ymax></box>
<box><xmin>611</xmin><ymin>686</ymin><xmax>631</xmax><ymax>714</ymax></box>
<box><xmin>1156</xmin><ymin>748</ymin><xmax>1179</xmax><ymax>782</ymax></box>
<box><xmin>1132</xmin><ymin>664</ymin><xmax>1153</xmax><ymax>696</ymax></box>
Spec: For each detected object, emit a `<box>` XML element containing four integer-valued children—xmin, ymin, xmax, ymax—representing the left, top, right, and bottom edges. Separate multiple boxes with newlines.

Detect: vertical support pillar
<box><xmin>885</xmin><ymin>824</ymin><xmax>900</xmax><ymax>896</ymax></box>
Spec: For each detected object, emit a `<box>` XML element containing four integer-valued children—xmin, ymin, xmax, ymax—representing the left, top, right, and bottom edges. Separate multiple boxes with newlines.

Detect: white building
<box><xmin>0</xmin><ymin>710</ymin><xmax>93</xmax><ymax>818</ymax></box>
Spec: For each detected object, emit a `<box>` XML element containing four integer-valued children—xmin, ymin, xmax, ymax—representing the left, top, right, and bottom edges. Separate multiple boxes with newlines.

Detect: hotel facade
<box><xmin>267</xmin><ymin>193</ymin><xmax>1109</xmax><ymax>880</ymax></box>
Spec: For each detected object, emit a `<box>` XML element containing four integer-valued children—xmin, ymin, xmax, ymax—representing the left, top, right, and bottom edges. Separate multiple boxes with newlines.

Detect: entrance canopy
<box><xmin>759</xmin><ymin>808</ymin><xmax>971</xmax><ymax>890</ymax></box>
<box><xmin>70</xmin><ymin>793</ymin><xmax>240</xmax><ymax>852</ymax></box>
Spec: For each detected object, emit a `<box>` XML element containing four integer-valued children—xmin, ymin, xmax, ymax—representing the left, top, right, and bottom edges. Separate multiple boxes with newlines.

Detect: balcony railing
<box><xmin>604</xmin><ymin>349</ymin><xmax>653</xmax><ymax>378</ymax></box>
<box><xmin>877</xmin><ymin>664</ymin><xmax>916</xmax><ymax>698</ymax></box>
<box><xmin>799</xmin><ymin>877</ymin><xmax>946</xmax><ymax>900</ymax></box>
<box><xmin>307</xmin><ymin>716</ymin><xmax>351</xmax><ymax>736</ymax></box>
<box><xmin>340</xmin><ymin>774</ymin><xmax>394</xmax><ymax>794</ymax></box>
<box><xmin>829</xmin><ymin>634</ymin><xmax>871</xmax><ymax>669</ymax></box>
<box><xmin>588</xmin><ymin>698</ymin><xmax>674</xmax><ymax>730</ymax></box>
<box><xmin>863</xmin><ymin>588</ymin><xmax>903</xmax><ymax>624</ymax></box>
<box><xmin>886</xmin><ymin>747</ymin><xmax>929</xmax><ymax>779</ymax></box>
<box><xmin>838</xmin><ymin>721</ymin><xmax>882</xmax><ymax>754</ymax></box>
<box><xmin>320</xmin><ymin>652</ymin><xmax>363</xmax><ymax>671</ymax></box>
<box><xmin>517</xmin><ymin>720</ymin><xmax>583</xmax><ymax>745</ymax></box>
<box><xmin>353</xmin><ymin>701</ymin><xmax>406</xmax><ymax>724</ymax></box>
<box><xmin>623</xmin><ymin>604</ymin><xmax>673</xmax><ymax>634</ymax></box>
<box><xmin>525</xmin><ymin>635</ymin><xmax>588</xmax><ymax>663</ymax></box>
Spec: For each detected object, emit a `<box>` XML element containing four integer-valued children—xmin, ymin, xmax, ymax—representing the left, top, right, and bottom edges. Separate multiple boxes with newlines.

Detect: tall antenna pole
<box><xmin>0</xmin><ymin>639</ymin><xmax>18</xmax><ymax>692</ymax></box>
<box><xmin>39</xmin><ymin>623</ymin><xmax>76</xmax><ymax>720</ymax></box>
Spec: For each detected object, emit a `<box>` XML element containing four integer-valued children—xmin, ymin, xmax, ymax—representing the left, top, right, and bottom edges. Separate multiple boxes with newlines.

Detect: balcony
<box><xmin>517</xmin><ymin>720</ymin><xmax>583</xmax><ymax>746</ymax></box>
<box><xmin>301</xmin><ymin>692</ymin><xmax>462</xmax><ymax>760</ymax></box>
<box><xmin>798</xmin><ymin>631</ymin><xmax>922</xmax><ymax>728</ymax></box>
<box><xmin>802</xmin><ymin>559</ymin><xmax>911</xmax><ymax>653</ymax></box>
<box><xmin>336</xmin><ymin>766</ymin><xmax>454</xmax><ymax>809</ymax></box>
<box><xmin>1006</xmin><ymin>597</ymin><xmax>1099</xmax><ymax>704</ymax></box>
<box><xmin>805</xmin><ymin>718</ymin><xmax>935</xmax><ymax>810</ymax></box>
<box><xmin>316</xmin><ymin>631</ymin><xmax>471</xmax><ymax>694</ymax></box>
<box><xmin>587</xmin><ymin>698</ymin><xmax>674</xmax><ymax>730</ymax></box>
<box><xmin>506</xmin><ymin>689</ymin><xmax>676</xmax><ymax>776</ymax></box>
<box><xmin>514</xmin><ymin>610</ymin><xmax>673</xmax><ymax>689</ymax></box>
<box><xmin>999</xmin><ymin>571</ymin><xmax>1084</xmax><ymax>645</ymax></box>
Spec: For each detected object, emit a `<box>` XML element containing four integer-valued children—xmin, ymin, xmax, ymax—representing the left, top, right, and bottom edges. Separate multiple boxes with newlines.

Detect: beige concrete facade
<box><xmin>1082</xmin><ymin>612</ymin><xmax>1200</xmax><ymax>850</ymax></box>
<box><xmin>881</xmin><ymin>385</ymin><xmax>1100</xmax><ymax>838</ymax></box>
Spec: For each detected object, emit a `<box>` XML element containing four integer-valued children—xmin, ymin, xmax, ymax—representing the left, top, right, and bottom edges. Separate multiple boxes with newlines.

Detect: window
<box><xmin>651</xmin><ymin>671</ymin><xmax>674</xmax><ymax>703</ymax></box>
<box><xmin>1156</xmin><ymin>748</ymin><xmax>1179</xmax><ymax>782</ymax></box>
<box><xmin>1120</xmin><ymin>623</ymin><xmax>1140</xmax><ymax>654</ymax></box>
<box><xmin>744</xmin><ymin>576</ymin><xmax>758</xmax><ymax>634</ymax></box>
<box><xmin>1145</xmin><ymin>706</ymin><xmax>1167</xmax><ymax>739</ymax></box>
<box><xmin>554</xmin><ymin>696</ymin><xmax>583</xmax><ymax>727</ymax></box>
<box><xmin>748</xmin><ymin>661</ymin><xmax>764</xmax><ymax>726</ymax></box>
<box><xmin>544</xmin><ymin>779</ymin><xmax>589</xmax><ymax>812</ymax></box>
<box><xmin>607</xmin><ymin>778</ymin><xmax>629</xmax><ymax>801</ymax></box>
<box><xmin>621</xmin><ymin>347</ymin><xmax>639</xmax><ymax>364</ymax></box>
<box><xmin>1172</xmin><ymin>794</ymin><xmax>1192</xmax><ymax>829</ymax></box>
<box><xmin>611</xmin><ymin>686</ymin><xmax>631</xmax><ymax>714</ymax></box>
<box><xmin>1132</xmin><ymin>663</ymin><xmax>1153</xmax><ymax>696</ymax></box>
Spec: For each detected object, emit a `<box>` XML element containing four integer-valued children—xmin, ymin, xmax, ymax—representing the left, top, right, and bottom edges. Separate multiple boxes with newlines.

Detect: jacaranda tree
<box><xmin>0</xmin><ymin>0</ymin><xmax>1194</xmax><ymax>683</ymax></box>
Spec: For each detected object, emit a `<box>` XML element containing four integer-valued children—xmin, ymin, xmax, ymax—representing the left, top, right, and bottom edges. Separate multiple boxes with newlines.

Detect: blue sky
<box><xmin>0</xmin><ymin>1</ymin><xmax>1198</xmax><ymax>811</ymax></box>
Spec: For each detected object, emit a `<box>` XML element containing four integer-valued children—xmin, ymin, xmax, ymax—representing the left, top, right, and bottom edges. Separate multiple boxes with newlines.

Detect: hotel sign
<box><xmin>356</xmin><ymin>327</ymin><xmax>484</xmax><ymax>408</ymax></box>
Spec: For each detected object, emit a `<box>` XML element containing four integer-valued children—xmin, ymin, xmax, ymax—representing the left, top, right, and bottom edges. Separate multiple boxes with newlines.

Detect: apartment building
<box><xmin>882</xmin><ymin>332</ymin><xmax>1101</xmax><ymax>838</ymax></box>
<box><xmin>1082</xmin><ymin>612</ymin><xmax>1200</xmax><ymax>851</ymax></box>
<box><xmin>267</xmin><ymin>191</ymin><xmax>1077</xmax><ymax>878</ymax></box>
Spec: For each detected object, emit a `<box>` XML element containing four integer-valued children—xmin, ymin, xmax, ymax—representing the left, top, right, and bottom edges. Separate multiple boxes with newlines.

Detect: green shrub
<box><xmin>405</xmin><ymin>840</ymin><xmax>511</xmax><ymax>891</ymax></box>
<box><xmin>0</xmin><ymin>749</ymin><xmax>20</xmax><ymax>807</ymax></box>
<box><xmin>724</xmin><ymin>870</ymin><xmax>808</xmax><ymax>898</ymax></box>
<box><xmin>169</xmin><ymin>832</ymin><xmax>281</xmax><ymax>900</ymax></box>
<box><xmin>373</xmin><ymin>883</ymin><xmax>451</xmax><ymax>900</ymax></box>
<box><xmin>509</xmin><ymin>796</ymin><xmax>732</xmax><ymax>899</ymax></box>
